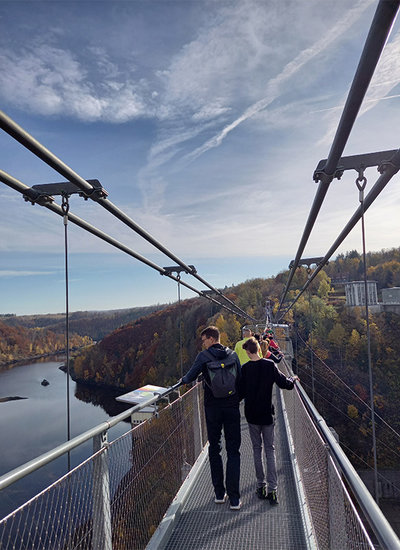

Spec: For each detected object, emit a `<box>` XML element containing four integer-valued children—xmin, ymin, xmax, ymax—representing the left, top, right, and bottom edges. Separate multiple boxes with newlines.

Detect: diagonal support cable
<box><xmin>0</xmin><ymin>169</ymin><xmax>254</xmax><ymax>321</ymax></box>
<box><xmin>0</xmin><ymin>110</ymin><xmax>254</xmax><ymax>322</ymax></box>
<box><xmin>279</xmin><ymin>0</ymin><xmax>400</xmax><ymax>311</ymax></box>
<box><xmin>278</xmin><ymin>147</ymin><xmax>400</xmax><ymax>319</ymax></box>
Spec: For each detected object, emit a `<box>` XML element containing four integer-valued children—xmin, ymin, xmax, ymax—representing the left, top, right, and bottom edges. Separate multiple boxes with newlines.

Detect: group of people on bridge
<box><xmin>180</xmin><ymin>325</ymin><xmax>299</xmax><ymax>511</ymax></box>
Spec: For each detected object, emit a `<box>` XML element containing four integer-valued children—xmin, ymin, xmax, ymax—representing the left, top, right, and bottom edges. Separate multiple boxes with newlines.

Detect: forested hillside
<box><xmin>0</xmin><ymin>304</ymin><xmax>167</xmax><ymax>367</ymax></box>
<box><xmin>70</xmin><ymin>276</ymin><xmax>286</xmax><ymax>389</ymax></box>
<box><xmin>2</xmin><ymin>247</ymin><xmax>400</xmax><ymax>469</ymax></box>
<box><xmin>71</xmin><ymin>298</ymin><xmax>233</xmax><ymax>389</ymax></box>
<box><xmin>324</xmin><ymin>248</ymin><xmax>400</xmax><ymax>290</ymax></box>
<box><xmin>0</xmin><ymin>304</ymin><xmax>167</xmax><ymax>341</ymax></box>
<box><xmin>0</xmin><ymin>322</ymin><xmax>93</xmax><ymax>367</ymax></box>
<box><xmin>283</xmin><ymin>248</ymin><xmax>400</xmax><ymax>469</ymax></box>
<box><xmin>71</xmin><ymin>246</ymin><xmax>400</xmax><ymax>470</ymax></box>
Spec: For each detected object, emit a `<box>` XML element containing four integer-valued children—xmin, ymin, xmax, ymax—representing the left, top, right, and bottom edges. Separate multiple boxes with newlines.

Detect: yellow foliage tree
<box><xmin>347</xmin><ymin>404</ymin><xmax>359</xmax><ymax>419</ymax></box>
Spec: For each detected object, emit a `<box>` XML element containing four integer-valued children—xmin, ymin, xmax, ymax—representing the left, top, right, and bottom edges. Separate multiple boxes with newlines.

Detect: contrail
<box><xmin>309</xmin><ymin>93</ymin><xmax>400</xmax><ymax>115</ymax></box>
<box><xmin>183</xmin><ymin>0</ymin><xmax>374</xmax><ymax>164</ymax></box>
<box><xmin>318</xmin><ymin>27</ymin><xmax>400</xmax><ymax>144</ymax></box>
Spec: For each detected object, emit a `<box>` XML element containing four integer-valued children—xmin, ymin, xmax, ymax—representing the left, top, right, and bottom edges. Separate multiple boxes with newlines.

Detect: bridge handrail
<box><xmin>0</xmin><ymin>382</ymin><xmax>182</xmax><ymax>492</ymax></box>
<box><xmin>295</xmin><ymin>379</ymin><xmax>400</xmax><ymax>550</ymax></box>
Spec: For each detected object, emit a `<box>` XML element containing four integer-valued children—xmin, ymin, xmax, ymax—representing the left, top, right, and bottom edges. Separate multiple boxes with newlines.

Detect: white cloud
<box><xmin>192</xmin><ymin>101</ymin><xmax>231</xmax><ymax>122</ymax></box>
<box><xmin>1</xmin><ymin>0</ymin><xmax>397</xmax><ymax>265</ymax></box>
<box><xmin>0</xmin><ymin>44</ymin><xmax>153</xmax><ymax>122</ymax></box>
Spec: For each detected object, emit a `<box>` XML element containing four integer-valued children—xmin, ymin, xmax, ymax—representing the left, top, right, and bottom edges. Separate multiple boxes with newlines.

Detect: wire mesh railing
<box><xmin>292</xmin><ymin>327</ymin><xmax>400</xmax><ymax>479</ymax></box>
<box><xmin>0</xmin><ymin>383</ymin><xmax>206</xmax><ymax>550</ymax></box>
<box><xmin>280</xmin><ymin>377</ymin><xmax>374</xmax><ymax>549</ymax></box>
<box><xmin>277</xmin><ymin>325</ymin><xmax>400</xmax><ymax>550</ymax></box>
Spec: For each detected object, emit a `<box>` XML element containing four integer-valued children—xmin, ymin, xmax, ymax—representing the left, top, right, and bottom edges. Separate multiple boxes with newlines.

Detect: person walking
<box><xmin>180</xmin><ymin>326</ymin><xmax>242</xmax><ymax>510</ymax></box>
<box><xmin>235</xmin><ymin>327</ymin><xmax>261</xmax><ymax>364</ymax></box>
<box><xmin>234</xmin><ymin>327</ymin><xmax>253</xmax><ymax>365</ymax></box>
<box><xmin>240</xmin><ymin>336</ymin><xmax>299</xmax><ymax>505</ymax></box>
<box><xmin>260</xmin><ymin>335</ymin><xmax>284</xmax><ymax>363</ymax></box>
<box><xmin>264</xmin><ymin>330</ymin><xmax>281</xmax><ymax>354</ymax></box>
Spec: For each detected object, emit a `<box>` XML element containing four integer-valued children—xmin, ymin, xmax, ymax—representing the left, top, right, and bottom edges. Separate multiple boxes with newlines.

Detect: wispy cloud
<box><xmin>2</xmin><ymin>0</ymin><xmax>400</xmax><ymax>315</ymax></box>
<box><xmin>0</xmin><ymin>270</ymin><xmax>56</xmax><ymax>277</ymax></box>
<box><xmin>181</xmin><ymin>0</ymin><xmax>374</xmax><ymax>164</ymax></box>
<box><xmin>0</xmin><ymin>1</ymin><xmax>394</xmax><ymax>260</ymax></box>
<box><xmin>360</xmin><ymin>29</ymin><xmax>400</xmax><ymax>115</ymax></box>
<box><xmin>318</xmin><ymin>27</ymin><xmax>400</xmax><ymax>145</ymax></box>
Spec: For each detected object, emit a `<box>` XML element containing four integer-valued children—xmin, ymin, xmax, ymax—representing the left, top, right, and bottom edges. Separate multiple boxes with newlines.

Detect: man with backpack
<box><xmin>180</xmin><ymin>325</ymin><xmax>242</xmax><ymax>510</ymax></box>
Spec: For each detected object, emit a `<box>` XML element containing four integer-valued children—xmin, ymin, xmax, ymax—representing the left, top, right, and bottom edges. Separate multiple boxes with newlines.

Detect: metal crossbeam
<box><xmin>31</xmin><ymin>178</ymin><xmax>108</xmax><ymax>199</ymax></box>
<box><xmin>313</xmin><ymin>149</ymin><xmax>398</xmax><ymax>182</ymax></box>
<box><xmin>163</xmin><ymin>265</ymin><xmax>197</xmax><ymax>275</ymax></box>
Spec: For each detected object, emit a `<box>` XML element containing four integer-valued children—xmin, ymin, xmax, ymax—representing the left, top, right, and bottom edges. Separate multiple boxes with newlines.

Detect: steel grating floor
<box><xmin>163</xmin><ymin>388</ymin><xmax>308</xmax><ymax>550</ymax></box>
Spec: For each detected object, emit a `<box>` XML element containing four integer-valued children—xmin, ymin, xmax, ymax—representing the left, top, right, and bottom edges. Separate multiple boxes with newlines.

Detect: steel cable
<box><xmin>0</xmin><ymin>110</ymin><xmax>254</xmax><ymax>322</ymax></box>
<box><xmin>0</xmin><ymin>169</ymin><xmax>253</xmax><ymax>321</ymax></box>
<box><xmin>295</xmin><ymin>329</ymin><xmax>400</xmax><ymax>441</ymax></box>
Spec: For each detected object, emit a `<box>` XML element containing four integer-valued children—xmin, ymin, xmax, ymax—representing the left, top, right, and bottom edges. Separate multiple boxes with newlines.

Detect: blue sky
<box><xmin>1</xmin><ymin>0</ymin><xmax>400</xmax><ymax>315</ymax></box>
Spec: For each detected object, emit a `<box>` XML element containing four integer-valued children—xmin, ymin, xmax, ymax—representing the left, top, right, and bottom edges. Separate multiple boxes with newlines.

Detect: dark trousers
<box><xmin>205</xmin><ymin>405</ymin><xmax>241</xmax><ymax>503</ymax></box>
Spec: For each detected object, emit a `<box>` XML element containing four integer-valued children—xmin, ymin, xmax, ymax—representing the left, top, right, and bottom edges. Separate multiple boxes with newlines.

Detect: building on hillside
<box><xmin>381</xmin><ymin>287</ymin><xmax>400</xmax><ymax>315</ymax></box>
<box><xmin>345</xmin><ymin>281</ymin><xmax>378</xmax><ymax>307</ymax></box>
<box><xmin>345</xmin><ymin>282</ymin><xmax>400</xmax><ymax>315</ymax></box>
<box><xmin>382</xmin><ymin>287</ymin><xmax>400</xmax><ymax>303</ymax></box>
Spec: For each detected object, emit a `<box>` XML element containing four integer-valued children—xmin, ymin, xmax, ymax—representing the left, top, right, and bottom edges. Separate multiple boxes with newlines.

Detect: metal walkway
<box><xmin>162</xmin><ymin>391</ymin><xmax>308</xmax><ymax>550</ymax></box>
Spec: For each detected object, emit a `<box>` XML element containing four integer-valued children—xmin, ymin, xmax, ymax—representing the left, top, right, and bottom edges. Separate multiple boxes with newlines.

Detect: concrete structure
<box><xmin>381</xmin><ymin>287</ymin><xmax>400</xmax><ymax>315</ymax></box>
<box><xmin>344</xmin><ymin>283</ymin><xmax>400</xmax><ymax>315</ymax></box>
<box><xmin>382</xmin><ymin>287</ymin><xmax>400</xmax><ymax>304</ymax></box>
<box><xmin>345</xmin><ymin>281</ymin><xmax>378</xmax><ymax>307</ymax></box>
<box><xmin>358</xmin><ymin>470</ymin><xmax>400</xmax><ymax>499</ymax></box>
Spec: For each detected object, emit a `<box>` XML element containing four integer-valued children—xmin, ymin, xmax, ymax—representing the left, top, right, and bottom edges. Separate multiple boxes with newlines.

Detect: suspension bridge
<box><xmin>1</xmin><ymin>1</ymin><xmax>400</xmax><ymax>548</ymax></box>
<box><xmin>0</xmin><ymin>328</ymin><xmax>399</xmax><ymax>550</ymax></box>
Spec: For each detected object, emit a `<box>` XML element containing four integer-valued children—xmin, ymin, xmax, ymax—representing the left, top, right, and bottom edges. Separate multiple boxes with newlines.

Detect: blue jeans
<box><xmin>248</xmin><ymin>422</ymin><xmax>277</xmax><ymax>491</ymax></box>
<box><xmin>205</xmin><ymin>405</ymin><xmax>241</xmax><ymax>503</ymax></box>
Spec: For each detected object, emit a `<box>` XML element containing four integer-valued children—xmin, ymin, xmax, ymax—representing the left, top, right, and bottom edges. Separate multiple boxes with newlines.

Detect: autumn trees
<box><xmin>290</xmin><ymin>266</ymin><xmax>400</xmax><ymax>469</ymax></box>
<box><xmin>0</xmin><ymin>321</ymin><xmax>92</xmax><ymax>367</ymax></box>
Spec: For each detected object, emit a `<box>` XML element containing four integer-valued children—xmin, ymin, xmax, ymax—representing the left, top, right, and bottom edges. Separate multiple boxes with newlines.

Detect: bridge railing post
<box><xmin>92</xmin><ymin>431</ymin><xmax>112</xmax><ymax>550</ymax></box>
<box><xmin>193</xmin><ymin>384</ymin><xmax>203</xmax><ymax>457</ymax></box>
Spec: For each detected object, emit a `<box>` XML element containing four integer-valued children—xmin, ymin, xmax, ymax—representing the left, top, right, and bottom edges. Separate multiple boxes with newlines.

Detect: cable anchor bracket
<box><xmin>30</xmin><ymin>179</ymin><xmax>108</xmax><ymax>203</ymax></box>
<box><xmin>161</xmin><ymin>264</ymin><xmax>197</xmax><ymax>276</ymax></box>
<box><xmin>313</xmin><ymin>149</ymin><xmax>398</xmax><ymax>183</ymax></box>
<box><xmin>355</xmin><ymin>167</ymin><xmax>367</xmax><ymax>203</ymax></box>
<box><xmin>61</xmin><ymin>194</ymin><xmax>70</xmax><ymax>225</ymax></box>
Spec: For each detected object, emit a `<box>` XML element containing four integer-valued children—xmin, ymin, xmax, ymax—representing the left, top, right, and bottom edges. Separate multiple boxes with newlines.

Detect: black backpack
<box><xmin>203</xmin><ymin>349</ymin><xmax>238</xmax><ymax>398</ymax></box>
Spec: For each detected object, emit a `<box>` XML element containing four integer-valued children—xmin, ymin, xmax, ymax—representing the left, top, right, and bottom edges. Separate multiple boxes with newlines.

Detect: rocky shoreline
<box><xmin>0</xmin><ymin>352</ymin><xmax>64</xmax><ymax>371</ymax></box>
<box><xmin>0</xmin><ymin>345</ymin><xmax>92</xmax><ymax>372</ymax></box>
<box><xmin>0</xmin><ymin>396</ymin><xmax>28</xmax><ymax>403</ymax></box>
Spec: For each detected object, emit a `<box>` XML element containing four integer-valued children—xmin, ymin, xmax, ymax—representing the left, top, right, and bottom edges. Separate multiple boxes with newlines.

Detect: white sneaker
<box><xmin>214</xmin><ymin>494</ymin><xmax>227</xmax><ymax>504</ymax></box>
<box><xmin>230</xmin><ymin>500</ymin><xmax>242</xmax><ymax>510</ymax></box>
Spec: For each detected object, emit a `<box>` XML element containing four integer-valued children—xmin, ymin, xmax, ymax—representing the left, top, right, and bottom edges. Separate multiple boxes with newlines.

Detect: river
<box><xmin>0</xmin><ymin>357</ymin><xmax>132</xmax><ymax>520</ymax></box>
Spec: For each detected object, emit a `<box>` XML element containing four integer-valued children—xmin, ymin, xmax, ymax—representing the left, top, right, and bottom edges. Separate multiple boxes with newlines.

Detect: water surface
<box><xmin>0</xmin><ymin>358</ymin><xmax>131</xmax><ymax>519</ymax></box>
